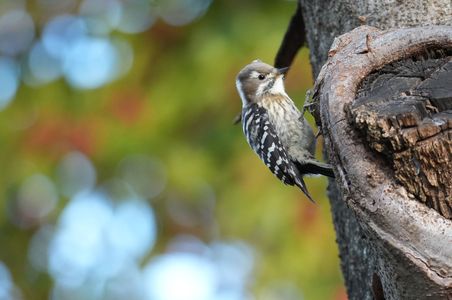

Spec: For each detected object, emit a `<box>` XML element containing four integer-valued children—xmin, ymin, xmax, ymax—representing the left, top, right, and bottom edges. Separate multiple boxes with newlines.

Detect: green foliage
<box><xmin>0</xmin><ymin>1</ymin><xmax>344</xmax><ymax>299</ymax></box>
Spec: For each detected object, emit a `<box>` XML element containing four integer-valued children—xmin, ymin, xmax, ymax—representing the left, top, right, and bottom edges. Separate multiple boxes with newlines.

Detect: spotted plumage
<box><xmin>236</xmin><ymin>60</ymin><xmax>334</xmax><ymax>201</ymax></box>
<box><xmin>242</xmin><ymin>103</ymin><xmax>314</xmax><ymax>200</ymax></box>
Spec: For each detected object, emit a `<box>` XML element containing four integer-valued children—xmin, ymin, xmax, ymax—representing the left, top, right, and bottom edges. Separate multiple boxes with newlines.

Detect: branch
<box><xmin>274</xmin><ymin>2</ymin><xmax>306</xmax><ymax>69</ymax></box>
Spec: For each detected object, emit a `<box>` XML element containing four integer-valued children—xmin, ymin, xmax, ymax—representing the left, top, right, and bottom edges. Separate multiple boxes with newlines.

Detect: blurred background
<box><xmin>0</xmin><ymin>0</ymin><xmax>344</xmax><ymax>299</ymax></box>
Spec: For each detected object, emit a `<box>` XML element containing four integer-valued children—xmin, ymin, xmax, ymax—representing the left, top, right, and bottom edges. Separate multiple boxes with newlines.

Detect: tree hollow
<box><xmin>311</xmin><ymin>25</ymin><xmax>452</xmax><ymax>299</ymax></box>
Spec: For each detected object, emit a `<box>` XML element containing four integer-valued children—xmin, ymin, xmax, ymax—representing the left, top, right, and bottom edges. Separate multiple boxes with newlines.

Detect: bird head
<box><xmin>236</xmin><ymin>59</ymin><xmax>289</xmax><ymax>106</ymax></box>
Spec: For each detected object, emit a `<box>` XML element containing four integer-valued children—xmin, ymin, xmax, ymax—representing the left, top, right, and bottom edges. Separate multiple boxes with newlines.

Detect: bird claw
<box><xmin>315</xmin><ymin>129</ymin><xmax>323</xmax><ymax>139</ymax></box>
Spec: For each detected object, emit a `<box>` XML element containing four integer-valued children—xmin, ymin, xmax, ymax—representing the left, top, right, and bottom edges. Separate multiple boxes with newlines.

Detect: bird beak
<box><xmin>276</xmin><ymin>67</ymin><xmax>289</xmax><ymax>75</ymax></box>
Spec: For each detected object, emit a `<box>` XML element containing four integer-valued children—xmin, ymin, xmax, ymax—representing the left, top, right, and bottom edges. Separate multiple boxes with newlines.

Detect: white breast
<box><xmin>269</xmin><ymin>76</ymin><xmax>288</xmax><ymax>96</ymax></box>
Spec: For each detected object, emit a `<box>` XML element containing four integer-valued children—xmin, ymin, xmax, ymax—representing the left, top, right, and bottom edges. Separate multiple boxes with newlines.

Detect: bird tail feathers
<box><xmin>295</xmin><ymin>161</ymin><xmax>335</xmax><ymax>178</ymax></box>
<box><xmin>294</xmin><ymin>175</ymin><xmax>315</xmax><ymax>203</ymax></box>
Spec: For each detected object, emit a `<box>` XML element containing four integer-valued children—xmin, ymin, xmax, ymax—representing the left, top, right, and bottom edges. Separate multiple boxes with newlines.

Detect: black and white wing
<box><xmin>242</xmin><ymin>104</ymin><xmax>313</xmax><ymax>201</ymax></box>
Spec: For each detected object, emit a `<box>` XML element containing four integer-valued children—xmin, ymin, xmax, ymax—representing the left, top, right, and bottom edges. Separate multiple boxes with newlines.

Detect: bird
<box><xmin>236</xmin><ymin>59</ymin><xmax>334</xmax><ymax>201</ymax></box>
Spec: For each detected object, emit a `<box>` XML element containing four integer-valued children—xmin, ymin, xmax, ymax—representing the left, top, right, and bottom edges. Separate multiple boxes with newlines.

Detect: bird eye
<box><xmin>258</xmin><ymin>74</ymin><xmax>266</xmax><ymax>80</ymax></box>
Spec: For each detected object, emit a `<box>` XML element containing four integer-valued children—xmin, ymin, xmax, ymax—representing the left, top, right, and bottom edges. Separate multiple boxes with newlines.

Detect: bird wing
<box><xmin>242</xmin><ymin>104</ymin><xmax>314</xmax><ymax>201</ymax></box>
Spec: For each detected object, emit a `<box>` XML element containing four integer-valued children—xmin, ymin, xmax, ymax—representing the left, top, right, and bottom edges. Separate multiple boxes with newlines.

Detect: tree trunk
<box><xmin>296</xmin><ymin>1</ymin><xmax>452</xmax><ymax>299</ymax></box>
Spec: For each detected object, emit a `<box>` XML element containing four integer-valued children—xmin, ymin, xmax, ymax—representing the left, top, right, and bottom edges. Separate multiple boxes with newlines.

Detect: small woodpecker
<box><xmin>236</xmin><ymin>59</ymin><xmax>334</xmax><ymax>201</ymax></box>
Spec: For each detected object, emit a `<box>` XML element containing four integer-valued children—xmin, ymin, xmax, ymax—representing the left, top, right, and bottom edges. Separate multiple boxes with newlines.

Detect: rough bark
<box><xmin>311</xmin><ymin>25</ymin><xmax>452</xmax><ymax>299</ymax></box>
<box><xmin>296</xmin><ymin>1</ymin><xmax>452</xmax><ymax>299</ymax></box>
<box><xmin>350</xmin><ymin>49</ymin><xmax>452</xmax><ymax>218</ymax></box>
<box><xmin>299</xmin><ymin>0</ymin><xmax>452</xmax><ymax>77</ymax></box>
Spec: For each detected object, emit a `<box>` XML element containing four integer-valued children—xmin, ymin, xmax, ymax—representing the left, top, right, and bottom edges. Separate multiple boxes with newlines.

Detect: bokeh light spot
<box><xmin>28</xmin><ymin>225</ymin><xmax>55</xmax><ymax>272</ymax></box>
<box><xmin>42</xmin><ymin>14</ymin><xmax>87</xmax><ymax>60</ymax></box>
<box><xmin>51</xmin><ymin>280</ymin><xmax>104</xmax><ymax>300</ymax></box>
<box><xmin>110</xmin><ymin>37</ymin><xmax>134</xmax><ymax>79</ymax></box>
<box><xmin>0</xmin><ymin>56</ymin><xmax>19</xmax><ymax>110</ymax></box>
<box><xmin>143</xmin><ymin>252</ymin><xmax>218</xmax><ymax>300</ymax></box>
<box><xmin>117</xmin><ymin>155</ymin><xmax>167</xmax><ymax>199</ymax></box>
<box><xmin>16</xmin><ymin>174</ymin><xmax>59</xmax><ymax>226</ymax></box>
<box><xmin>28</xmin><ymin>41</ymin><xmax>62</xmax><ymax>84</ymax></box>
<box><xmin>159</xmin><ymin>0</ymin><xmax>212</xmax><ymax>26</ymax></box>
<box><xmin>48</xmin><ymin>190</ymin><xmax>113</xmax><ymax>287</ymax></box>
<box><xmin>56</xmin><ymin>151</ymin><xmax>96</xmax><ymax>197</ymax></box>
<box><xmin>63</xmin><ymin>36</ymin><xmax>118</xmax><ymax>89</ymax></box>
<box><xmin>103</xmin><ymin>262</ymin><xmax>146</xmax><ymax>300</ymax></box>
<box><xmin>106</xmin><ymin>199</ymin><xmax>157</xmax><ymax>260</ymax></box>
<box><xmin>211</xmin><ymin>242</ymin><xmax>254</xmax><ymax>292</ymax></box>
<box><xmin>0</xmin><ymin>9</ymin><xmax>35</xmax><ymax>55</ymax></box>
<box><xmin>0</xmin><ymin>262</ymin><xmax>13</xmax><ymax>299</ymax></box>
<box><xmin>0</xmin><ymin>262</ymin><xmax>20</xmax><ymax>298</ymax></box>
<box><xmin>116</xmin><ymin>0</ymin><xmax>156</xmax><ymax>33</ymax></box>
<box><xmin>0</xmin><ymin>1</ymin><xmax>26</xmax><ymax>13</ymax></box>
<box><xmin>37</xmin><ymin>0</ymin><xmax>77</xmax><ymax>21</ymax></box>
<box><xmin>79</xmin><ymin>0</ymin><xmax>122</xmax><ymax>35</ymax></box>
